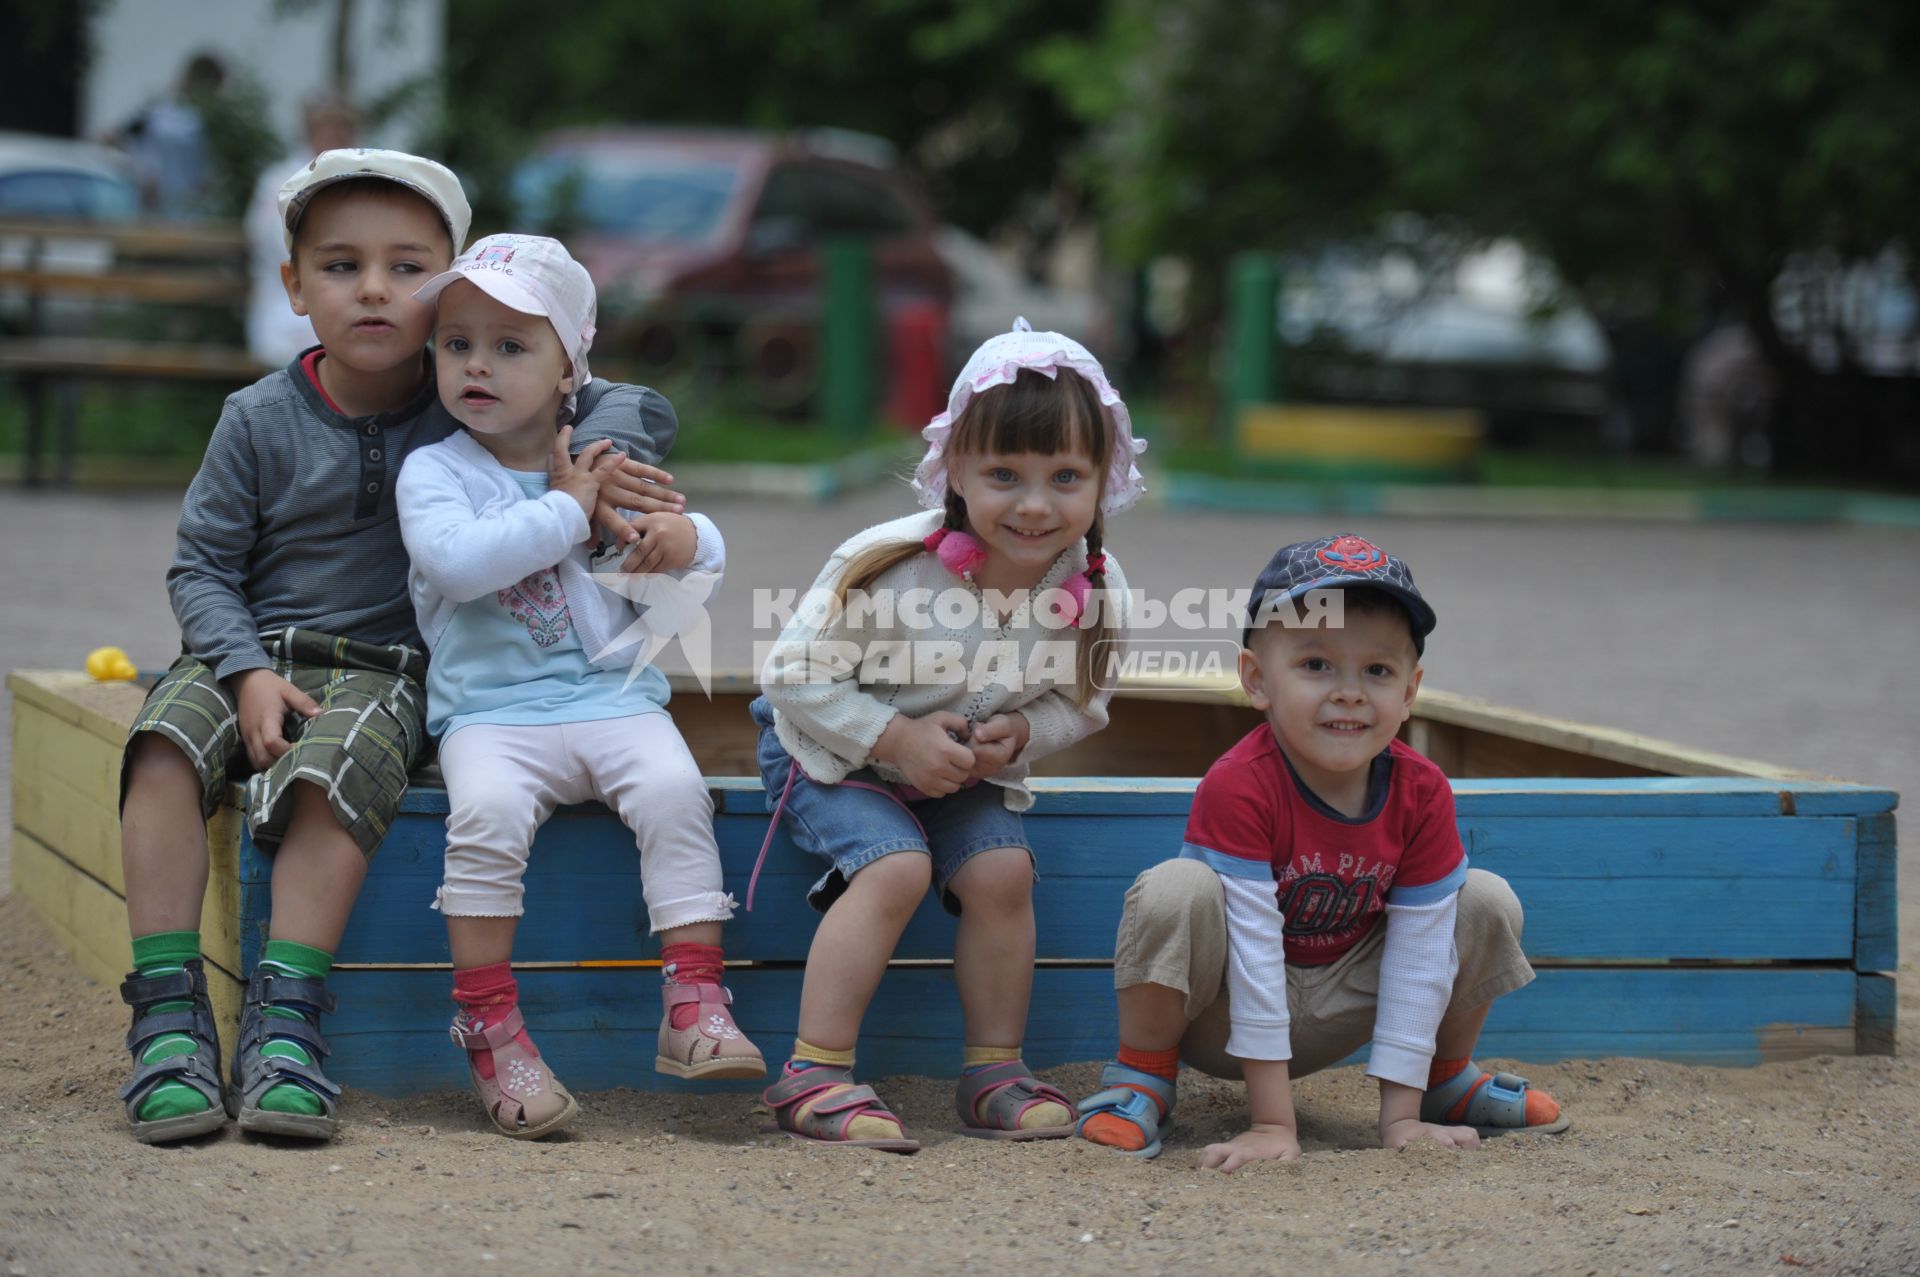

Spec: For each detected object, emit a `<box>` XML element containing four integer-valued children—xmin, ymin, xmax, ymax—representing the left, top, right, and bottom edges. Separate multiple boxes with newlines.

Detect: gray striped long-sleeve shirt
<box><xmin>167</xmin><ymin>357</ymin><xmax>677</xmax><ymax>681</ymax></box>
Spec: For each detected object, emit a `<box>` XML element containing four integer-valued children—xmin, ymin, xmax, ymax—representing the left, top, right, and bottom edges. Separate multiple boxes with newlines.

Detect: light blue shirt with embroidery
<box><xmin>426</xmin><ymin>469</ymin><xmax>672</xmax><ymax>739</ymax></box>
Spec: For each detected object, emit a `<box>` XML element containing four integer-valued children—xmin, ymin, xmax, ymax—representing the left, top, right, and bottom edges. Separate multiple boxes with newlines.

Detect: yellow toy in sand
<box><xmin>86</xmin><ymin>646</ymin><xmax>139</xmax><ymax>682</ymax></box>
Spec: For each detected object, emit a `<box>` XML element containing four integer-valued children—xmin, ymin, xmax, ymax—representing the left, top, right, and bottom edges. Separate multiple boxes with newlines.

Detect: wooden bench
<box><xmin>0</xmin><ymin>218</ymin><xmax>261</xmax><ymax>485</ymax></box>
<box><xmin>8</xmin><ymin>670</ymin><xmax>1897</xmax><ymax>1096</ymax></box>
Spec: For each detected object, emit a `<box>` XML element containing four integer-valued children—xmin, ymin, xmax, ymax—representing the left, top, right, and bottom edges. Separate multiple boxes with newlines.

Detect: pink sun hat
<box><xmin>414</xmin><ymin>233</ymin><xmax>598</xmax><ymax>406</ymax></box>
<box><xmin>912</xmin><ymin>317</ymin><xmax>1147</xmax><ymax>515</ymax></box>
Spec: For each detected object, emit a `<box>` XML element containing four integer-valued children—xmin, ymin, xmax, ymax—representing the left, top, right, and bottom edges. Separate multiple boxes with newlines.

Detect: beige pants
<box><xmin>1114</xmin><ymin>859</ymin><xmax>1534</xmax><ymax>1080</ymax></box>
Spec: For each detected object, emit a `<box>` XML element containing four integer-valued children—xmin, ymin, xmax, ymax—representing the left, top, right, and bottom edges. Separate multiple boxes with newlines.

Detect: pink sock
<box><xmin>452</xmin><ymin>961</ymin><xmax>537</xmax><ymax>1082</ymax></box>
<box><xmin>661</xmin><ymin>942</ymin><xmax>726</xmax><ymax>1030</ymax></box>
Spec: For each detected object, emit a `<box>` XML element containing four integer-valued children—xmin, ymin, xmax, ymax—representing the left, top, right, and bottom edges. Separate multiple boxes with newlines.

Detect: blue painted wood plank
<box><xmin>1854</xmin><ymin>812</ymin><xmax>1899</xmax><ymax>973</ymax></box>
<box><xmin>314</xmin><ymin>966</ymin><xmax>1859</xmax><ymax>1095</ymax></box>
<box><xmin>282</xmin><ymin>806</ymin><xmax>1857</xmax><ymax>964</ymax></box>
<box><xmin>1453</xmin><ymin>779</ymin><xmax>1896</xmax><ymax>818</ymax></box>
<box><xmin>1785</xmin><ymin>788</ymin><xmax>1900</xmax><ymax>817</ymax></box>
<box><xmin>349</xmin><ymin>775</ymin><xmax>1901</xmax><ymax>821</ymax></box>
<box><xmin>1461</xmin><ymin>817</ymin><xmax>1853</xmax><ymax>879</ymax></box>
<box><xmin>1855</xmin><ymin>973</ymin><xmax>1895</xmax><ymax>1055</ymax></box>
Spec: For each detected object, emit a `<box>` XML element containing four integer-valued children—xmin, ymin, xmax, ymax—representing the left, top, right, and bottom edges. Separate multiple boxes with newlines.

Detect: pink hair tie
<box><xmin>1061</xmin><ymin>554</ymin><xmax>1110</xmax><ymax>629</ymax></box>
<box><xmin>924</xmin><ymin>527</ymin><xmax>989</xmax><ymax>577</ymax></box>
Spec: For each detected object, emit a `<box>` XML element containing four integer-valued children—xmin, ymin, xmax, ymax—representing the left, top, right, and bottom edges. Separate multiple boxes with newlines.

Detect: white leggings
<box><xmin>435</xmin><ymin>715</ymin><xmax>734</xmax><ymax>932</ymax></box>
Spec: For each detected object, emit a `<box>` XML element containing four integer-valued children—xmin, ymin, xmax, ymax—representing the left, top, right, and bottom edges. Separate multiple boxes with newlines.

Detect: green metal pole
<box><xmin>1226</xmin><ymin>251</ymin><xmax>1280</xmax><ymax>444</ymax></box>
<box><xmin>823</xmin><ymin>238</ymin><xmax>874</xmax><ymax>439</ymax></box>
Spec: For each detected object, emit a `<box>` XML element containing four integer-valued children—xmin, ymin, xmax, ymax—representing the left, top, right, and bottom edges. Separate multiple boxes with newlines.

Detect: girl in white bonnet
<box><xmin>750</xmin><ymin>319</ymin><xmax>1147</xmax><ymax>1151</ymax></box>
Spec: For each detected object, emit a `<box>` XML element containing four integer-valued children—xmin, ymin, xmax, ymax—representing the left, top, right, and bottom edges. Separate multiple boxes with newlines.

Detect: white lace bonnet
<box><xmin>911</xmin><ymin>318</ymin><xmax>1147</xmax><ymax>515</ymax></box>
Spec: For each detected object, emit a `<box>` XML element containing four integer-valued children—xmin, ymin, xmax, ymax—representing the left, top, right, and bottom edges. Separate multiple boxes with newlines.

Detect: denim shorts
<box><xmin>750</xmin><ymin>696</ymin><xmax>1032</xmax><ymax>915</ymax></box>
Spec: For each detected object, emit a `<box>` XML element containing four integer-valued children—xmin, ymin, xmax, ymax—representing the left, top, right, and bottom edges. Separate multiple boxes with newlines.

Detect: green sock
<box><xmin>254</xmin><ymin>940</ymin><xmax>333</xmax><ymax>1117</ymax></box>
<box><xmin>129</xmin><ymin>931</ymin><xmax>212</xmax><ymax>1123</ymax></box>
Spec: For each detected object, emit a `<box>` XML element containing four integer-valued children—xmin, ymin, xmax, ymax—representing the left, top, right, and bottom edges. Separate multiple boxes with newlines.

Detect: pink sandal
<box><xmin>450</xmin><ymin>1007</ymin><xmax>578</xmax><ymax>1140</ymax></box>
<box><xmin>761</xmin><ymin>1064</ymin><xmax>920</xmax><ymax>1153</ymax></box>
<box><xmin>655</xmin><ymin>983</ymin><xmax>767</xmax><ymax>1080</ymax></box>
<box><xmin>955</xmin><ymin>1060</ymin><xmax>1076</xmax><ymax>1140</ymax></box>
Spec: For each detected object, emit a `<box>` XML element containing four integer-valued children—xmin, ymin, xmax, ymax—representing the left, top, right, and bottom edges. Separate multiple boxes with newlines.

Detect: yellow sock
<box><xmin>963</xmin><ymin>1044</ymin><xmax>1020</xmax><ymax>1067</ymax></box>
<box><xmin>963</xmin><ymin>1045</ymin><xmax>1071</xmax><ymax>1131</ymax></box>
<box><xmin>789</xmin><ymin>1039</ymin><xmax>901</xmax><ymax>1141</ymax></box>
<box><xmin>791</xmin><ymin>1038</ymin><xmax>855</xmax><ymax>1068</ymax></box>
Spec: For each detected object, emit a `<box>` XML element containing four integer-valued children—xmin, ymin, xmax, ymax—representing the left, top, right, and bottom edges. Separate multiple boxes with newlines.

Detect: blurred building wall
<box><xmin>82</xmin><ymin>0</ymin><xmax>446</xmax><ymax>154</ymax></box>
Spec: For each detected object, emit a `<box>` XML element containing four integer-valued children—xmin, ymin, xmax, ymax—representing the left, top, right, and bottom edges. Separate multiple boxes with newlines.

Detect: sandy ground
<box><xmin>3</xmin><ymin>484</ymin><xmax>1918</xmax><ymax>1275</ymax></box>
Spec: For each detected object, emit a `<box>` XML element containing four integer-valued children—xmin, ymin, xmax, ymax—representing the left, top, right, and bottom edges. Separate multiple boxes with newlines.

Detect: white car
<box><xmin>0</xmin><ymin>131</ymin><xmax>142</xmax><ymax>335</ymax></box>
<box><xmin>936</xmin><ymin>225</ymin><xmax>1115</xmax><ymax>368</ymax></box>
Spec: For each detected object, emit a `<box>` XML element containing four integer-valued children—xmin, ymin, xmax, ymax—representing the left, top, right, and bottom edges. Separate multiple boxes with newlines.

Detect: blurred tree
<box><xmin>1049</xmin><ymin>0</ymin><xmax>1920</xmax><ymax>473</ymax></box>
<box><xmin>432</xmin><ymin>0</ymin><xmax>1102</xmax><ymax>251</ymax></box>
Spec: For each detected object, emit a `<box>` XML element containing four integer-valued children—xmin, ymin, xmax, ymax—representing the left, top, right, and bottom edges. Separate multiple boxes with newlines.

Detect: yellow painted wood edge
<box><xmin>19</xmin><ymin>699</ymin><xmax>125</xmax><ymax>797</ymax></box>
<box><xmin>1239</xmin><ymin>420</ymin><xmax>1483</xmax><ymax>465</ymax></box>
<box><xmin>12</xmin><ymin>766</ymin><xmax>125</xmax><ymax>894</ymax></box>
<box><xmin>14</xmin><ymin>826</ymin><xmax>244</xmax><ymax>1057</ymax></box>
<box><xmin>1411</xmin><ymin>688</ymin><xmax>1817</xmax><ymax>781</ymax></box>
<box><xmin>9</xmin><ymin>670</ymin><xmax>145</xmax><ymax>744</ymax></box>
<box><xmin>13</xmin><ymin>826</ymin><xmax>130</xmax><ymax>982</ymax></box>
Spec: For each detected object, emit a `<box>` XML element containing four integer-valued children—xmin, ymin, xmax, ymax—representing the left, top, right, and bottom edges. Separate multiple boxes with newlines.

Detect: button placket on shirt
<box><xmin>353</xmin><ymin>422</ymin><xmax>387</xmax><ymax>518</ymax></box>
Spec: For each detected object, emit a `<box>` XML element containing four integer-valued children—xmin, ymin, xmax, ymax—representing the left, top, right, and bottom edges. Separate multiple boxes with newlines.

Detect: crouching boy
<box><xmin>1076</xmin><ymin>534</ymin><xmax>1568</xmax><ymax>1168</ymax></box>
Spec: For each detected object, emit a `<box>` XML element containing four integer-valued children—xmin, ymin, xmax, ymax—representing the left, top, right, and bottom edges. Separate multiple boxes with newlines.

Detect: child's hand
<box><xmin>230</xmin><ymin>669</ymin><xmax>321</xmax><ymax>771</ymax></box>
<box><xmin>616</xmin><ymin>512</ymin><xmax>698</xmax><ymax>575</ymax></box>
<box><xmin>1379</xmin><ymin>1118</ymin><xmax>1480</xmax><ymax>1151</ymax></box>
<box><xmin>594</xmin><ymin>455</ymin><xmax>687</xmax><ymax>546</ymax></box>
<box><xmin>873</xmin><ymin>712</ymin><xmax>975</xmax><ymax>796</ymax></box>
<box><xmin>965</xmin><ymin>712</ymin><xmax>1029</xmax><ymax>779</ymax></box>
<box><xmin>1196</xmin><ymin>1125</ymin><xmax>1302</xmax><ymax>1172</ymax></box>
<box><xmin>549</xmin><ymin>425</ymin><xmax>618</xmax><ymax>520</ymax></box>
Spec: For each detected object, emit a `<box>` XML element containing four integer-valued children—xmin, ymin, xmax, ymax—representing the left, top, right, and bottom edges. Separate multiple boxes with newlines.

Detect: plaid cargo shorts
<box><xmin>124</xmin><ymin>627</ymin><xmax>428</xmax><ymax>858</ymax></box>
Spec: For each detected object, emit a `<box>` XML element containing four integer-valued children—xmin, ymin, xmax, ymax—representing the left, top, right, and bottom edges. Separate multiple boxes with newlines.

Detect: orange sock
<box><xmin>1431</xmin><ymin>1056</ymin><xmax>1561</xmax><ymax>1127</ymax></box>
<box><xmin>1080</xmin><ymin>1045</ymin><xmax>1179</xmax><ymax>1152</ymax></box>
<box><xmin>1119</xmin><ymin>1044</ymin><xmax>1179</xmax><ymax>1083</ymax></box>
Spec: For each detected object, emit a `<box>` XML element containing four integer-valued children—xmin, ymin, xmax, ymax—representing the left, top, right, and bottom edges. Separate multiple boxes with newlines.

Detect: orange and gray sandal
<box><xmin>450</xmin><ymin>1007</ymin><xmax>578</xmax><ymax>1140</ymax></box>
<box><xmin>761</xmin><ymin>1064</ymin><xmax>920</xmax><ymax>1154</ymax></box>
<box><xmin>655</xmin><ymin>983</ymin><xmax>766</xmax><ymax>1080</ymax></box>
<box><xmin>1074</xmin><ymin>1063</ymin><xmax>1177</xmax><ymax>1158</ymax></box>
<box><xmin>1420</xmin><ymin>1062</ymin><xmax>1570</xmax><ymax>1136</ymax></box>
<box><xmin>955</xmin><ymin>1060</ymin><xmax>1076</xmax><ymax>1141</ymax></box>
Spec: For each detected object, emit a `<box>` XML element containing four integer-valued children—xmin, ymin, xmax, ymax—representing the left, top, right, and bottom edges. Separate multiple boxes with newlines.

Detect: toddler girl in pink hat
<box><xmin>397</xmin><ymin>233</ymin><xmax>763</xmax><ymax>1139</ymax></box>
<box><xmin>749</xmin><ymin>319</ymin><xmax>1147</xmax><ymax>1151</ymax></box>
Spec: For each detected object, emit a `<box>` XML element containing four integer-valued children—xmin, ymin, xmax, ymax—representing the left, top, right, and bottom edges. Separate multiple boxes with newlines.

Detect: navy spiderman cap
<box><xmin>1244</xmin><ymin>532</ymin><xmax>1437</xmax><ymax>654</ymax></box>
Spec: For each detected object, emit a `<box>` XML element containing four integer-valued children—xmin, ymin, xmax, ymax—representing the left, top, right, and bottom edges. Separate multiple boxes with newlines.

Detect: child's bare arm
<box><xmin>1198</xmin><ymin>1059</ymin><xmax>1301</xmax><ymax>1171</ymax></box>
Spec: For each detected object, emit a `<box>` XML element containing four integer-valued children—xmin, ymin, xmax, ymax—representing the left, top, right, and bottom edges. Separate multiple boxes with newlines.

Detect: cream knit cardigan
<box><xmin>757</xmin><ymin>509</ymin><xmax>1129</xmax><ymax>811</ymax></box>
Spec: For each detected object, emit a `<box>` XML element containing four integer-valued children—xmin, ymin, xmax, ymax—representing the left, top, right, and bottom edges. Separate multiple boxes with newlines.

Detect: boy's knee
<box><xmin>125</xmin><ymin>731</ymin><xmax>198</xmax><ymax>784</ymax></box>
<box><xmin>1125</xmin><ymin>858</ymin><xmax>1223</xmax><ymax>929</ymax></box>
<box><xmin>1459</xmin><ymin>868</ymin><xmax>1524</xmax><ymax>942</ymax></box>
<box><xmin>121</xmin><ymin>732</ymin><xmax>205</xmax><ymax>814</ymax></box>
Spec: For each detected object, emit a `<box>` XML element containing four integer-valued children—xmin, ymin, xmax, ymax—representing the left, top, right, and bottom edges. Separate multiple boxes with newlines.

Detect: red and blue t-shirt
<box><xmin>1180</xmin><ymin>725</ymin><xmax>1467</xmax><ymax>964</ymax></box>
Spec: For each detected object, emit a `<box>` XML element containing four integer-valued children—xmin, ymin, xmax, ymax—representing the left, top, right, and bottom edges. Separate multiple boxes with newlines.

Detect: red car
<box><xmin>513</xmin><ymin>127</ymin><xmax>952</xmax><ymax>412</ymax></box>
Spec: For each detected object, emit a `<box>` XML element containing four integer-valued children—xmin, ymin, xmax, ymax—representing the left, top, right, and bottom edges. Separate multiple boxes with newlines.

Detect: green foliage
<box><xmin>432</xmin><ymin>0</ymin><xmax>1104</xmax><ymax>235</ymax></box>
<box><xmin>196</xmin><ymin>69</ymin><xmax>287</xmax><ymax>219</ymax></box>
<box><xmin>1052</xmin><ymin>0</ymin><xmax>1920</xmax><ymax>308</ymax></box>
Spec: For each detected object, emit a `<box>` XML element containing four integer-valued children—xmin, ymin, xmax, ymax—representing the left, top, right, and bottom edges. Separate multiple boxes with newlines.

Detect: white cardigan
<box><xmin>758</xmin><ymin>508</ymin><xmax>1129</xmax><ymax>811</ymax></box>
<box><xmin>396</xmin><ymin>429</ymin><xmax>722</xmax><ymax>668</ymax></box>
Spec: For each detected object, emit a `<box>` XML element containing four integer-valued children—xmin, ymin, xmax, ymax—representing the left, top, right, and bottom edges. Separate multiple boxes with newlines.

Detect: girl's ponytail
<box><xmin>1072</xmin><ymin>511</ymin><xmax>1118</xmax><ymax>708</ymax></box>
